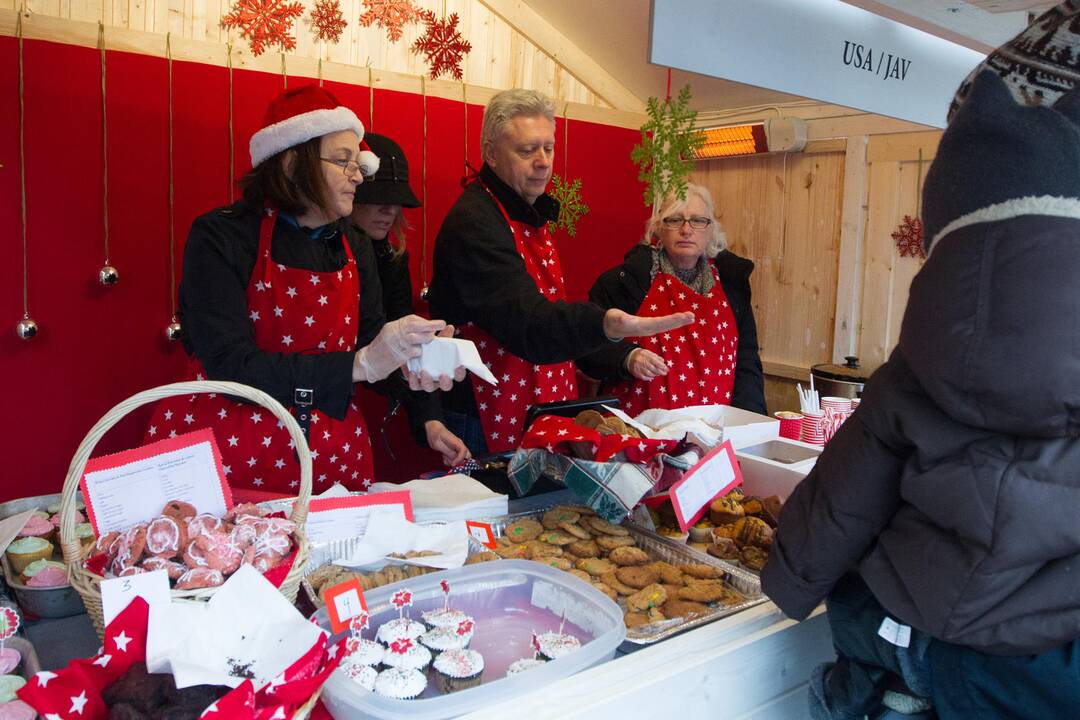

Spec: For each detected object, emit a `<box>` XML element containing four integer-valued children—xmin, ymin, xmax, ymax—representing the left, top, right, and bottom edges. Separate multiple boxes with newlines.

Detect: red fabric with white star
<box><xmin>610</xmin><ymin>266</ymin><xmax>738</xmax><ymax>415</ymax></box>
<box><xmin>457</xmin><ymin>186</ymin><xmax>578</xmax><ymax>453</ymax></box>
<box><xmin>520</xmin><ymin>414</ymin><xmax>677</xmax><ymax>463</ymax></box>
<box><xmin>145</xmin><ymin>207</ymin><xmax>375</xmax><ymax>493</ymax></box>
<box><xmin>18</xmin><ymin>596</ymin><xmax>346</xmax><ymax>720</ymax></box>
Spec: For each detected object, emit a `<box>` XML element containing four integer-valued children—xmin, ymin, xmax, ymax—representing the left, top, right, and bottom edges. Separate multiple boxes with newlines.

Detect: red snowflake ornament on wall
<box><xmin>412</xmin><ymin>10</ymin><xmax>472</xmax><ymax>81</ymax></box>
<box><xmin>359</xmin><ymin>0</ymin><xmax>421</xmax><ymax>42</ymax></box>
<box><xmin>310</xmin><ymin>0</ymin><xmax>347</xmax><ymax>44</ymax></box>
<box><xmin>222</xmin><ymin>0</ymin><xmax>305</xmax><ymax>55</ymax></box>
<box><xmin>892</xmin><ymin>215</ymin><xmax>926</xmax><ymax>259</ymax></box>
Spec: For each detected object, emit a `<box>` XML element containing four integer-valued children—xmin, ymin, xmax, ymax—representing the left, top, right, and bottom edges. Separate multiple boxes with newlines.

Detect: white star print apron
<box><xmin>145</xmin><ymin>206</ymin><xmax>375</xmax><ymax>492</ymax></box>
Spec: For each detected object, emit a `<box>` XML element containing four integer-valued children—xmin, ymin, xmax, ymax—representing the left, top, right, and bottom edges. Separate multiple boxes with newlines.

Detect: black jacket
<box><xmin>763</xmin><ymin>70</ymin><xmax>1080</xmax><ymax>655</ymax></box>
<box><xmin>179</xmin><ymin>200</ymin><xmax>440</xmax><ymax>437</ymax></box>
<box><xmin>581</xmin><ymin>244</ymin><xmax>766</xmax><ymax>414</ymax></box>
<box><xmin>369</xmin><ymin>235</ymin><xmax>414</xmax><ymax>322</ymax></box>
<box><xmin>427</xmin><ymin>164</ymin><xmax>612</xmax><ymax>416</ymax></box>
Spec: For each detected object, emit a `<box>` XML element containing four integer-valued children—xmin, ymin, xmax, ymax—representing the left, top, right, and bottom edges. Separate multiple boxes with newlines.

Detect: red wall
<box><xmin>0</xmin><ymin>36</ymin><xmax>649</xmax><ymax>502</ymax></box>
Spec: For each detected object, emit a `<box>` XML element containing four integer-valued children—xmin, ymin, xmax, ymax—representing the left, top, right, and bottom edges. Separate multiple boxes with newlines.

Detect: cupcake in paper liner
<box><xmin>537</xmin><ymin>630</ymin><xmax>581</xmax><ymax>661</ymax></box>
<box><xmin>432</xmin><ymin>649</ymin><xmax>484</xmax><ymax>693</ymax></box>
<box><xmin>0</xmin><ymin>676</ymin><xmax>25</xmax><ymax>703</ymax></box>
<box><xmin>6</xmin><ymin>537</ymin><xmax>53</xmax><ymax>576</ymax></box>
<box><xmin>21</xmin><ymin>560</ymin><xmax>66</xmax><ymax>587</ymax></box>
<box><xmin>420</xmin><ymin>618</ymin><xmax>474</xmax><ymax>654</ymax></box>
<box><xmin>376</xmin><ymin>617</ymin><xmax>425</xmax><ymax>645</ymax></box>
<box><xmin>16</xmin><ymin>516</ymin><xmax>54</xmax><ymax>545</ymax></box>
<box><xmin>506</xmin><ymin>657</ymin><xmax>547</xmax><ymax>677</ymax></box>
<box><xmin>344</xmin><ymin>637</ymin><xmax>384</xmax><ymax>667</ymax></box>
<box><xmin>374</xmin><ymin>667</ymin><xmax>427</xmax><ymax>700</ymax></box>
<box><xmin>340</xmin><ymin>661</ymin><xmax>378</xmax><ymax>692</ymax></box>
<box><xmin>420</xmin><ymin>607</ymin><xmax>470</xmax><ymax>630</ymax></box>
<box><xmin>381</xmin><ymin>637</ymin><xmax>432</xmax><ymax>672</ymax></box>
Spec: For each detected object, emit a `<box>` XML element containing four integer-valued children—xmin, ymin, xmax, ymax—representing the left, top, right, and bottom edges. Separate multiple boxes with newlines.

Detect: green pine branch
<box><xmin>631</xmin><ymin>84</ymin><xmax>704</xmax><ymax>209</ymax></box>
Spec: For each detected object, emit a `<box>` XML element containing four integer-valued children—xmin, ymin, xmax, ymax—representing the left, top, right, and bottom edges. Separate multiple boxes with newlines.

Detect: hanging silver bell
<box><xmin>165</xmin><ymin>319</ymin><xmax>183</xmax><ymax>341</ymax></box>
<box><xmin>419</xmin><ymin>284</ymin><xmax>430</xmax><ymax>302</ymax></box>
<box><xmin>15</xmin><ymin>316</ymin><xmax>38</xmax><ymax>340</ymax></box>
<box><xmin>98</xmin><ymin>265</ymin><xmax>120</xmax><ymax>286</ymax></box>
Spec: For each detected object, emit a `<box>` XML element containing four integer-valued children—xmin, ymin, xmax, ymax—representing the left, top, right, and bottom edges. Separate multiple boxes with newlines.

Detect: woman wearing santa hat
<box><xmin>145</xmin><ymin>85</ymin><xmax>468</xmax><ymax>493</ymax></box>
<box><xmin>580</xmin><ymin>183</ymin><xmax>765</xmax><ymax>417</ymax></box>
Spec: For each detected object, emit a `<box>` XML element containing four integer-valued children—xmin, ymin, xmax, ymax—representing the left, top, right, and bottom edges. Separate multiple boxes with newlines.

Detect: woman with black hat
<box><xmin>350</xmin><ymin>133</ymin><xmax>421</xmax><ymax>321</ymax></box>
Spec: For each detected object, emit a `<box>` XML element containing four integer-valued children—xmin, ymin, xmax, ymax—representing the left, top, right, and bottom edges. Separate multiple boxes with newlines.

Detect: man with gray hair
<box><xmin>428</xmin><ymin>88</ymin><xmax>692</xmax><ymax>458</ymax></box>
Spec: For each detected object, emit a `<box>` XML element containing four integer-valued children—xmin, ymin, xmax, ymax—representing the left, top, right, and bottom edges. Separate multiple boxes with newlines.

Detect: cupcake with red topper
<box><xmin>420</xmin><ymin>618</ymin><xmax>474</xmax><ymax>655</ymax></box>
<box><xmin>376</xmin><ymin>589</ymin><xmax>425</xmax><ymax>645</ymax></box>
<box><xmin>421</xmin><ymin>580</ymin><xmax>471</xmax><ymax>630</ymax></box>
<box><xmin>373</xmin><ymin>667</ymin><xmax>426</xmax><ymax>700</ymax></box>
<box><xmin>432</xmin><ymin>648</ymin><xmax>485</xmax><ymax>694</ymax></box>
<box><xmin>381</xmin><ymin>637</ymin><xmax>432</xmax><ymax>673</ymax></box>
<box><xmin>536</xmin><ymin>611</ymin><xmax>581</xmax><ymax>661</ymax></box>
<box><xmin>505</xmin><ymin>631</ymin><xmax>548</xmax><ymax>677</ymax></box>
<box><xmin>341</xmin><ymin>612</ymin><xmax>384</xmax><ymax>670</ymax></box>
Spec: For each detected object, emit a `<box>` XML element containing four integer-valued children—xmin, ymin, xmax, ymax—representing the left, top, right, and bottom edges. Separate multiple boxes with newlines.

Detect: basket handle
<box><xmin>59</xmin><ymin>380</ymin><xmax>313</xmax><ymax>567</ymax></box>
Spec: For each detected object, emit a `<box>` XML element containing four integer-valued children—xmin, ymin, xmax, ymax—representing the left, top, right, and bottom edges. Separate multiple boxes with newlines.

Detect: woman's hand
<box><xmin>404</xmin><ymin>325</ymin><xmax>467</xmax><ymax>390</ymax></box>
<box><xmin>602</xmin><ymin>308</ymin><xmax>694</xmax><ymax>341</ymax></box>
<box><xmin>354</xmin><ymin>315</ymin><xmax>446</xmax><ymax>382</ymax></box>
<box><xmin>424</xmin><ymin>420</ymin><xmax>470</xmax><ymax>467</ymax></box>
<box><xmin>626</xmin><ymin>348</ymin><xmax>669</xmax><ymax>381</ymax></box>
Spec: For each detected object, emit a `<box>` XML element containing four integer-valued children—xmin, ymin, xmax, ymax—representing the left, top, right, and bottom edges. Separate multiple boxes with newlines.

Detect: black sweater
<box><xmin>582</xmin><ymin>244</ymin><xmax>766</xmax><ymax>415</ymax></box>
<box><xmin>178</xmin><ymin>200</ymin><xmax>440</xmax><ymax>436</ymax></box>
<box><xmin>427</xmin><ymin>164</ymin><xmax>613</xmax><ymax>416</ymax></box>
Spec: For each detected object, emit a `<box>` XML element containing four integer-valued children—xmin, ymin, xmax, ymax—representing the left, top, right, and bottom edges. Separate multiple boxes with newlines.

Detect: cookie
<box><xmin>599</xmin><ymin>571</ymin><xmax>637</xmax><ymax>596</ymax></box>
<box><xmin>576</xmin><ymin>558</ymin><xmax>616</xmax><ymax>576</ymax></box>
<box><xmin>624</xmin><ymin>611</ymin><xmax>650</xmax><ymax>629</ymax></box>
<box><xmin>740</xmin><ymin>546</ymin><xmax>769</xmax><ymax>571</ymax></box>
<box><xmin>568</xmin><ymin>569</ymin><xmax>593</xmax><ymax>583</ymax></box>
<box><xmin>615</xmin><ymin>565</ymin><xmax>660</xmax><ymax>589</ymax></box>
<box><xmin>595</xmin><ymin>535</ymin><xmax>636</xmax><ymax>551</ymax></box>
<box><xmin>574</xmin><ymin>409</ymin><xmax>605</xmax><ymax>429</ymax></box>
<box><xmin>493</xmin><ymin>542</ymin><xmax>529</xmax><ymax>559</ymax></box>
<box><xmin>627</xmin><ymin>583</ymin><xmax>668</xmax><ymax>611</ymax></box>
<box><xmin>465</xmin><ymin>551</ymin><xmax>500</xmax><ymax>565</ymax></box>
<box><xmin>608</xmin><ymin>546</ymin><xmax>650</xmax><ymax>567</ymax></box>
<box><xmin>648</xmin><ymin>561</ymin><xmax>684</xmax><ymax>585</ymax></box>
<box><xmin>552</xmin><ymin>504</ymin><xmax>595</xmax><ymax>517</ymax></box>
<box><xmin>542</xmin><ymin>508</ymin><xmax>580</xmax><ymax>530</ymax></box>
<box><xmin>566</xmin><ymin>539</ymin><xmax>600</xmax><ymax>559</ymax></box>
<box><xmin>585</xmin><ymin>517</ymin><xmax>629</xmax><ymax>537</ymax></box>
<box><xmin>525</xmin><ymin>541</ymin><xmax>563</xmax><ymax>559</ymax></box>
<box><xmin>677</xmin><ymin>579</ymin><xmax>729</xmax><ymax>603</ymax></box>
<box><xmin>537</xmin><ymin>557</ymin><xmax>573</xmax><ymax>571</ymax></box>
<box><xmin>679</xmin><ymin>563</ymin><xmax>725</xmax><ymax>580</ymax></box>
<box><xmin>663</xmin><ymin>599</ymin><xmax>710</xmax><ymax>619</ymax></box>
<box><xmin>592</xmin><ymin>582</ymin><xmax>618</xmax><ymax>602</ymax></box>
<box><xmin>558</xmin><ymin>522</ymin><xmax>592</xmax><ymax>540</ymax></box>
<box><xmin>504</xmin><ymin>519</ymin><xmax>543</xmax><ymax>543</ymax></box>
<box><xmin>537</xmin><ymin>531</ymin><xmax>576</xmax><ymax>546</ymax></box>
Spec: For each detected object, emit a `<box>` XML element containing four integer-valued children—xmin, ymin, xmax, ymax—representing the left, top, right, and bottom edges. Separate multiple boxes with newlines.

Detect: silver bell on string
<box><xmin>98</xmin><ymin>264</ymin><xmax>120</xmax><ymax>286</ymax></box>
<box><xmin>15</xmin><ymin>316</ymin><xmax>38</xmax><ymax>340</ymax></box>
<box><xmin>419</xmin><ymin>284</ymin><xmax>430</xmax><ymax>302</ymax></box>
<box><xmin>165</xmin><ymin>318</ymin><xmax>183</xmax><ymax>342</ymax></box>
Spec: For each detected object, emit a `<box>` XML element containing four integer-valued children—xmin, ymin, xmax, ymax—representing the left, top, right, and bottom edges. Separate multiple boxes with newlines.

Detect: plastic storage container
<box><xmin>313</xmin><ymin>559</ymin><xmax>625</xmax><ymax>719</ymax></box>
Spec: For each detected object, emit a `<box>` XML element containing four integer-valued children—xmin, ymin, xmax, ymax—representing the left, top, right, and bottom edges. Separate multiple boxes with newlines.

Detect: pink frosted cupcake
<box><xmin>0</xmin><ymin>700</ymin><xmax>34</xmax><ymax>720</ymax></box>
<box><xmin>17</xmin><ymin>515</ymin><xmax>54</xmax><ymax>544</ymax></box>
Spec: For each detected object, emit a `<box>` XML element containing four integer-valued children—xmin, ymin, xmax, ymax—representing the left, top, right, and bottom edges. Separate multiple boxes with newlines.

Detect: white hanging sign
<box><xmin>649</xmin><ymin>0</ymin><xmax>987</xmax><ymax>128</ymax></box>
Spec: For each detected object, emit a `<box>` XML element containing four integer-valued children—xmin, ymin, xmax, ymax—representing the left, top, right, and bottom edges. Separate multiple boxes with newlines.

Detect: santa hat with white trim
<box><xmin>249</xmin><ymin>84</ymin><xmax>380</xmax><ymax>175</ymax></box>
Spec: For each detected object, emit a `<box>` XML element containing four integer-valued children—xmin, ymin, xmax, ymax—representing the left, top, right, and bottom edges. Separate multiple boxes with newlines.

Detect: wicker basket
<box><xmin>58</xmin><ymin>380</ymin><xmax>313</xmax><ymax>640</ymax></box>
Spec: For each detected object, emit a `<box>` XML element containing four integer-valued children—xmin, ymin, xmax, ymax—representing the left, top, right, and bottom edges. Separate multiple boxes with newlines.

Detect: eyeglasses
<box><xmin>321</xmin><ymin>157</ymin><xmax>364</xmax><ymax>178</ymax></box>
<box><xmin>661</xmin><ymin>215</ymin><xmax>712</xmax><ymax>230</ymax></box>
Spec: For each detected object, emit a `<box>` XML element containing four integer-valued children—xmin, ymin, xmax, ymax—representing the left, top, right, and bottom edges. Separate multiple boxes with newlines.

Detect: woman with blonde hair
<box><xmin>581</xmin><ymin>183</ymin><xmax>765</xmax><ymax>414</ymax></box>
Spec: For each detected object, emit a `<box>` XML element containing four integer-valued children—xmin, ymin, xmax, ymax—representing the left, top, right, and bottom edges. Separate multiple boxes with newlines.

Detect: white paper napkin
<box><xmin>146</xmin><ymin>565</ymin><xmax>326</xmax><ymax>689</ymax></box>
<box><xmin>604</xmin><ymin>403</ymin><xmax>725</xmax><ymax>446</ymax></box>
<box><xmin>335</xmin><ymin>513</ymin><xmax>471</xmax><ymax>570</ymax></box>
<box><xmin>407</xmin><ymin>337</ymin><xmax>498</xmax><ymax>385</ymax></box>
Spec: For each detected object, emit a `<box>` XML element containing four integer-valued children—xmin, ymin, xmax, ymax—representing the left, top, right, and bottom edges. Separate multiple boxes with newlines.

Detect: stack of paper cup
<box><xmin>821</xmin><ymin>396</ymin><xmax>853</xmax><ymax>414</ymax></box>
<box><xmin>775</xmin><ymin>411</ymin><xmax>803</xmax><ymax>440</ymax></box>
<box><xmin>800</xmin><ymin>409</ymin><xmax>825</xmax><ymax>446</ymax></box>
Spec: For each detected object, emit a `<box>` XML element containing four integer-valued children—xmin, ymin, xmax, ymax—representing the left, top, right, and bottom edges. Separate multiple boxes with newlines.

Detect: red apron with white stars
<box><xmin>145</xmin><ymin>207</ymin><xmax>375</xmax><ymax>492</ymax></box>
<box><xmin>610</xmin><ymin>265</ymin><xmax>738</xmax><ymax>416</ymax></box>
<box><xmin>457</xmin><ymin>185</ymin><xmax>578</xmax><ymax>453</ymax></box>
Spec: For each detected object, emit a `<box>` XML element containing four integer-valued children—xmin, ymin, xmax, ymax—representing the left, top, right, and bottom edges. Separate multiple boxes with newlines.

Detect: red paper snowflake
<box><xmin>892</xmin><ymin>215</ymin><xmax>926</xmax><ymax>259</ymax></box>
<box><xmin>391</xmin><ymin>589</ymin><xmax>413</xmax><ymax>608</ymax></box>
<box><xmin>310</xmin><ymin>0</ymin><xmax>347</xmax><ymax>43</ymax></box>
<box><xmin>411</xmin><ymin>10</ymin><xmax>472</xmax><ymax>81</ymax></box>
<box><xmin>389</xmin><ymin>637</ymin><xmax>413</xmax><ymax>655</ymax></box>
<box><xmin>222</xmin><ymin>0</ymin><xmax>305</xmax><ymax>56</ymax></box>
<box><xmin>358</xmin><ymin>0</ymin><xmax>421</xmax><ymax>42</ymax></box>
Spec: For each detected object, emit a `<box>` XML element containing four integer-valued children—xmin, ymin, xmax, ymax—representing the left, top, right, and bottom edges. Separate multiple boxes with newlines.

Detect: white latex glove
<box><xmin>626</xmin><ymin>348</ymin><xmax>669</xmax><ymax>381</ymax></box>
<box><xmin>602</xmin><ymin>308</ymin><xmax>694</xmax><ymax>341</ymax></box>
<box><xmin>353</xmin><ymin>315</ymin><xmax>446</xmax><ymax>383</ymax></box>
<box><xmin>424</xmin><ymin>420</ymin><xmax>470</xmax><ymax>466</ymax></box>
<box><xmin>404</xmin><ymin>326</ymin><xmax>468</xmax><ymax>391</ymax></box>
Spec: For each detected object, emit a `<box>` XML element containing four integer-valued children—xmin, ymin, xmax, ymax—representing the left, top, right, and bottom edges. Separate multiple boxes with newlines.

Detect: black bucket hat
<box><xmin>353</xmin><ymin>133</ymin><xmax>422</xmax><ymax>208</ymax></box>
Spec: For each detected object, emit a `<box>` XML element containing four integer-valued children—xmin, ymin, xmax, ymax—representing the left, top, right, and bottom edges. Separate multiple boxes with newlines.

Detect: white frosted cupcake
<box><xmin>376</xmin><ymin>617</ymin><xmax>425</xmax><ymax>645</ymax></box>
<box><xmin>536</xmin><ymin>631</ymin><xmax>581</xmax><ymax>660</ymax></box>
<box><xmin>420</xmin><ymin>622</ymin><xmax>473</xmax><ymax>654</ymax></box>
<box><xmin>381</xmin><ymin>639</ymin><xmax>432</xmax><ymax>672</ymax></box>
<box><xmin>374</xmin><ymin>667</ymin><xmax>427</xmax><ymax>700</ymax></box>
<box><xmin>421</xmin><ymin>608</ymin><xmax>469</xmax><ymax>630</ymax></box>
<box><xmin>345</xmin><ymin>637</ymin><xmax>384</xmax><ymax>667</ymax></box>
<box><xmin>340</xmin><ymin>661</ymin><xmax>378</xmax><ymax>691</ymax></box>
<box><xmin>506</xmin><ymin>658</ymin><xmax>547</xmax><ymax>676</ymax></box>
<box><xmin>432</xmin><ymin>649</ymin><xmax>484</xmax><ymax>693</ymax></box>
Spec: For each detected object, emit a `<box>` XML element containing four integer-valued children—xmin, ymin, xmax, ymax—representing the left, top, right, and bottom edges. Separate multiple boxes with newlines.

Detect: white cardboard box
<box><xmin>716</xmin><ymin>405</ymin><xmax>780</xmax><ymax>450</ymax></box>
<box><xmin>735</xmin><ymin>437</ymin><xmax>821</xmax><ymax>500</ymax></box>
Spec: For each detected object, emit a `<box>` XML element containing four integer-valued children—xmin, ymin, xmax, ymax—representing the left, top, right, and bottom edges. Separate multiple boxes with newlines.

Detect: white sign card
<box><xmin>80</xmin><ymin>428</ymin><xmax>233</xmax><ymax>535</ymax></box>
<box><xmin>669</xmin><ymin>440</ymin><xmax>744</xmax><ymax>532</ymax></box>
<box><xmin>102</xmin><ymin>569</ymin><xmax>171</xmax><ymax>626</ymax></box>
<box><xmin>650</xmin><ymin>0</ymin><xmax>986</xmax><ymax>128</ymax></box>
<box><xmin>304</xmin><ymin>491</ymin><xmax>413</xmax><ymax>545</ymax></box>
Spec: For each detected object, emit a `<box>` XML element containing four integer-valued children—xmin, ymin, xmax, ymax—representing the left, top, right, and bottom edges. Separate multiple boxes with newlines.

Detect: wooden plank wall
<box><xmin>1</xmin><ymin>0</ymin><xmax>604</xmax><ymax>107</ymax></box>
<box><xmin>691</xmin><ymin>143</ymin><xmax>846</xmax><ymax>414</ymax></box>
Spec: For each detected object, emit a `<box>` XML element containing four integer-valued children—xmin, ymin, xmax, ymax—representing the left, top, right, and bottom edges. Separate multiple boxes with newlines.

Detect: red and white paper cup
<box><xmin>821</xmin><ymin>396</ymin><xmax>853</xmax><ymax>414</ymax></box>
<box><xmin>800</xmin><ymin>409</ymin><xmax>825</xmax><ymax>446</ymax></box>
<box><xmin>775</xmin><ymin>411</ymin><xmax>804</xmax><ymax>441</ymax></box>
